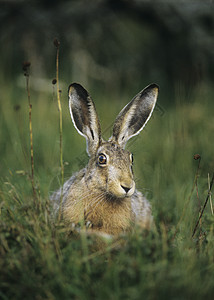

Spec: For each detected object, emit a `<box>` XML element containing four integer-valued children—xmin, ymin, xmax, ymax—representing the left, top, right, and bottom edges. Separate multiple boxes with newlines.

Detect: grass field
<box><xmin>0</xmin><ymin>74</ymin><xmax>214</xmax><ymax>299</ymax></box>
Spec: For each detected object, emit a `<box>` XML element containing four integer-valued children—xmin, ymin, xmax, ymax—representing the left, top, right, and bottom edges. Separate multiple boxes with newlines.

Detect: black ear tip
<box><xmin>140</xmin><ymin>83</ymin><xmax>159</xmax><ymax>98</ymax></box>
<box><xmin>140</xmin><ymin>83</ymin><xmax>159</xmax><ymax>97</ymax></box>
<box><xmin>68</xmin><ymin>82</ymin><xmax>89</xmax><ymax>98</ymax></box>
<box><xmin>148</xmin><ymin>83</ymin><xmax>159</xmax><ymax>92</ymax></box>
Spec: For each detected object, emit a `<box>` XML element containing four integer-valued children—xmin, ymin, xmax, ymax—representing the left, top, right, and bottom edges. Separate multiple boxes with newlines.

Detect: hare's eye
<box><xmin>130</xmin><ymin>153</ymin><xmax>134</xmax><ymax>164</ymax></box>
<box><xmin>98</xmin><ymin>153</ymin><xmax>107</xmax><ymax>165</ymax></box>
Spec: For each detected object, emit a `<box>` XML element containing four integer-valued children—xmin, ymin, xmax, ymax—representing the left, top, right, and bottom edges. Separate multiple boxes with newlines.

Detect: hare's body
<box><xmin>51</xmin><ymin>83</ymin><xmax>159</xmax><ymax>235</ymax></box>
<box><xmin>52</xmin><ymin>144</ymin><xmax>152</xmax><ymax>235</ymax></box>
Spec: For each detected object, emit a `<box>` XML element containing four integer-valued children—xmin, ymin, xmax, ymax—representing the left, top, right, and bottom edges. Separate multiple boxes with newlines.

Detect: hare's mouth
<box><xmin>105</xmin><ymin>192</ymin><xmax>126</xmax><ymax>203</ymax></box>
<box><xmin>105</xmin><ymin>190</ymin><xmax>133</xmax><ymax>203</ymax></box>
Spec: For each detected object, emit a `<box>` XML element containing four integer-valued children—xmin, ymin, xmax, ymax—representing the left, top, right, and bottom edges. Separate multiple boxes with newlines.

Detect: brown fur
<box><xmin>51</xmin><ymin>83</ymin><xmax>159</xmax><ymax>237</ymax></box>
<box><xmin>63</xmin><ymin>190</ymin><xmax>134</xmax><ymax>235</ymax></box>
<box><xmin>62</xmin><ymin>145</ymin><xmax>135</xmax><ymax>235</ymax></box>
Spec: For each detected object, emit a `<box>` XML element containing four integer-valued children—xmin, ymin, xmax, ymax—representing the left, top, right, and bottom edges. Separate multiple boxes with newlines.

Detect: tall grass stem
<box><xmin>54</xmin><ymin>39</ymin><xmax>64</xmax><ymax>222</ymax></box>
<box><xmin>208</xmin><ymin>173</ymin><xmax>214</xmax><ymax>215</ymax></box>
<box><xmin>192</xmin><ymin>173</ymin><xmax>214</xmax><ymax>238</ymax></box>
<box><xmin>25</xmin><ymin>70</ymin><xmax>37</xmax><ymax>202</ymax></box>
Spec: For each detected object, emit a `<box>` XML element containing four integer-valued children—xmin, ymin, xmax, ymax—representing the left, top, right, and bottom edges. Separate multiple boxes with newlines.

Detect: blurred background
<box><xmin>1</xmin><ymin>0</ymin><xmax>214</xmax><ymax>96</ymax></box>
<box><xmin>1</xmin><ymin>3</ymin><xmax>214</xmax><ymax>298</ymax></box>
<box><xmin>0</xmin><ymin>0</ymin><xmax>214</xmax><ymax>219</ymax></box>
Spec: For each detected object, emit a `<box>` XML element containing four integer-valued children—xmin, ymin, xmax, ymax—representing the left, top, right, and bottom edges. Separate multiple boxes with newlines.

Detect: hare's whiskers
<box><xmin>85</xmin><ymin>192</ymin><xmax>106</xmax><ymax>216</ymax></box>
<box><xmin>85</xmin><ymin>192</ymin><xmax>106</xmax><ymax>210</ymax></box>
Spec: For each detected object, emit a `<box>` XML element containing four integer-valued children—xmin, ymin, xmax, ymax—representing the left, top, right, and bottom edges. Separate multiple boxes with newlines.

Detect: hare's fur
<box><xmin>51</xmin><ymin>83</ymin><xmax>159</xmax><ymax>235</ymax></box>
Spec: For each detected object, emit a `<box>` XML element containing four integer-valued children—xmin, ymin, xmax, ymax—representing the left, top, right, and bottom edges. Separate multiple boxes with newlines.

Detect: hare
<box><xmin>51</xmin><ymin>83</ymin><xmax>159</xmax><ymax>236</ymax></box>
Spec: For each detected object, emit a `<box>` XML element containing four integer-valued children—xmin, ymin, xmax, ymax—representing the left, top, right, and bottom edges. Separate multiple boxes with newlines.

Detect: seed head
<box><xmin>53</xmin><ymin>38</ymin><xmax>60</xmax><ymax>48</ymax></box>
<box><xmin>22</xmin><ymin>61</ymin><xmax>31</xmax><ymax>71</ymax></box>
<box><xmin>14</xmin><ymin>105</ymin><xmax>21</xmax><ymax>111</ymax></box>
<box><xmin>194</xmin><ymin>154</ymin><xmax>201</xmax><ymax>160</ymax></box>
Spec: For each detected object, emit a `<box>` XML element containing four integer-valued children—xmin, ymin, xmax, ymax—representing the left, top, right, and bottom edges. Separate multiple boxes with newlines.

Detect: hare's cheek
<box><xmin>96</xmin><ymin>166</ymin><xmax>109</xmax><ymax>189</ymax></box>
<box><xmin>108</xmin><ymin>181</ymin><xmax>123</xmax><ymax>197</ymax></box>
<box><xmin>107</xmin><ymin>177</ymin><xmax>126</xmax><ymax>198</ymax></box>
<box><xmin>104</xmin><ymin>167</ymin><xmax>119</xmax><ymax>196</ymax></box>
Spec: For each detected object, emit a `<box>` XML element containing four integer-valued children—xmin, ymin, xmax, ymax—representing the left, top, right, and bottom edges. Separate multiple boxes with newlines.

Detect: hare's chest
<box><xmin>84</xmin><ymin>196</ymin><xmax>134</xmax><ymax>235</ymax></box>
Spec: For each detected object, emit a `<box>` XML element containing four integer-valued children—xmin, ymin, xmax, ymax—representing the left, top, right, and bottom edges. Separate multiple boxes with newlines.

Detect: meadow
<box><xmin>0</xmin><ymin>67</ymin><xmax>214</xmax><ymax>299</ymax></box>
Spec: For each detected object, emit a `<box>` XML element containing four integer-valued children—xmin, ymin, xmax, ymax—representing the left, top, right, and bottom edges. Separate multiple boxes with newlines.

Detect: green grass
<box><xmin>0</xmin><ymin>79</ymin><xmax>214</xmax><ymax>299</ymax></box>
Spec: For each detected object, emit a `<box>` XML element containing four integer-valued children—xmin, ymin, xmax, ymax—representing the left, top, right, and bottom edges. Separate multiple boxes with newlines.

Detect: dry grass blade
<box><xmin>208</xmin><ymin>173</ymin><xmax>214</xmax><ymax>215</ymax></box>
<box><xmin>192</xmin><ymin>173</ymin><xmax>214</xmax><ymax>238</ymax></box>
<box><xmin>23</xmin><ymin>61</ymin><xmax>37</xmax><ymax>202</ymax></box>
<box><xmin>53</xmin><ymin>39</ymin><xmax>64</xmax><ymax>221</ymax></box>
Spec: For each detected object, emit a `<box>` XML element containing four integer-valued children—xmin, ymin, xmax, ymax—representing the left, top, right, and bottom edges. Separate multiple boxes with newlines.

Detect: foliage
<box><xmin>1</xmin><ymin>1</ymin><xmax>214</xmax><ymax>299</ymax></box>
<box><xmin>0</xmin><ymin>76</ymin><xmax>214</xmax><ymax>299</ymax></box>
<box><xmin>0</xmin><ymin>0</ymin><xmax>214</xmax><ymax>96</ymax></box>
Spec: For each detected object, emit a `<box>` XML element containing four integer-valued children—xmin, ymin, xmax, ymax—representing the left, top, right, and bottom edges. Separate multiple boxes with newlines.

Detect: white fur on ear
<box><xmin>110</xmin><ymin>84</ymin><xmax>159</xmax><ymax>148</ymax></box>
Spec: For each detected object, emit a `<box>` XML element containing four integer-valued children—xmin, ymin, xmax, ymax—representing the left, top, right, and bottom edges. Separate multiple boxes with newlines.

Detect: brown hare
<box><xmin>51</xmin><ymin>83</ymin><xmax>159</xmax><ymax>236</ymax></box>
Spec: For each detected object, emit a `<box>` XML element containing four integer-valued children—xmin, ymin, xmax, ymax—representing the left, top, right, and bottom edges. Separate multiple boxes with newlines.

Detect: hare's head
<box><xmin>68</xmin><ymin>83</ymin><xmax>159</xmax><ymax>199</ymax></box>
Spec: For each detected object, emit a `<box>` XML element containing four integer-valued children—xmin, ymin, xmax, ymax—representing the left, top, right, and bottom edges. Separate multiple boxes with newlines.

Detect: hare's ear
<box><xmin>68</xmin><ymin>83</ymin><xmax>101</xmax><ymax>156</ymax></box>
<box><xmin>111</xmin><ymin>84</ymin><xmax>159</xmax><ymax>148</ymax></box>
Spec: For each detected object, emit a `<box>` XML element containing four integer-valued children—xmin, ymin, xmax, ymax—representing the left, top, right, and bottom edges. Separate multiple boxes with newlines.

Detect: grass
<box><xmin>0</xmin><ymin>75</ymin><xmax>214</xmax><ymax>299</ymax></box>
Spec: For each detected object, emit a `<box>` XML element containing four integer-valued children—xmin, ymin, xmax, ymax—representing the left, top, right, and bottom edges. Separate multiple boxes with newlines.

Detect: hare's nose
<box><xmin>121</xmin><ymin>185</ymin><xmax>131</xmax><ymax>193</ymax></box>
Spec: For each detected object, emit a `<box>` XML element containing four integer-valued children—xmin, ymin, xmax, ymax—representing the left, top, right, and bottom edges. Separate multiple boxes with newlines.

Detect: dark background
<box><xmin>1</xmin><ymin>0</ymin><xmax>213</xmax><ymax>103</ymax></box>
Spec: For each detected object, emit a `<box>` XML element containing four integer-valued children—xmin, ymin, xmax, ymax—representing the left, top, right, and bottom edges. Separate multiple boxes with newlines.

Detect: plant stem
<box><xmin>208</xmin><ymin>173</ymin><xmax>214</xmax><ymax>215</ymax></box>
<box><xmin>192</xmin><ymin>173</ymin><xmax>214</xmax><ymax>238</ymax></box>
<box><xmin>55</xmin><ymin>42</ymin><xmax>64</xmax><ymax>221</ymax></box>
<box><xmin>26</xmin><ymin>74</ymin><xmax>37</xmax><ymax>201</ymax></box>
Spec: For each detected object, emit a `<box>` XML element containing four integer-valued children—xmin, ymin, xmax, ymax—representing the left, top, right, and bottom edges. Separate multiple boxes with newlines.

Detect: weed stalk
<box><xmin>23</xmin><ymin>62</ymin><xmax>37</xmax><ymax>203</ymax></box>
<box><xmin>192</xmin><ymin>173</ymin><xmax>214</xmax><ymax>238</ymax></box>
<box><xmin>208</xmin><ymin>173</ymin><xmax>214</xmax><ymax>215</ymax></box>
<box><xmin>53</xmin><ymin>38</ymin><xmax>64</xmax><ymax>222</ymax></box>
